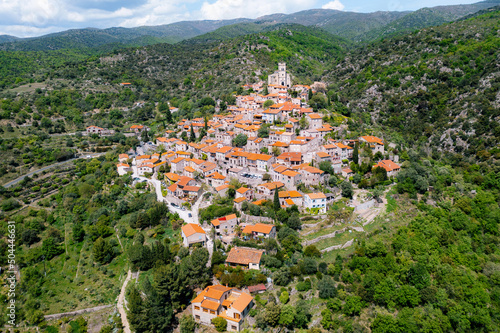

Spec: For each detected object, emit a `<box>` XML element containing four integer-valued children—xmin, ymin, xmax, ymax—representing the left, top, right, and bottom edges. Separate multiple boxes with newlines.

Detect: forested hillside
<box><xmin>323</xmin><ymin>9</ymin><xmax>500</xmax><ymax>153</ymax></box>
<box><xmin>0</xmin><ymin>6</ymin><xmax>498</xmax><ymax>333</ymax></box>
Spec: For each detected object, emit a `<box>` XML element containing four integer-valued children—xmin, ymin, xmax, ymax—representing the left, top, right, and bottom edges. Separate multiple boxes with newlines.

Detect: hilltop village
<box><xmin>108</xmin><ymin>63</ymin><xmax>400</xmax><ymax>331</ymax></box>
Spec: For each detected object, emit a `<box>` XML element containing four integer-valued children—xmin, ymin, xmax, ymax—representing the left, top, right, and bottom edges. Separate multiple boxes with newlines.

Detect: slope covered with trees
<box><xmin>323</xmin><ymin>9</ymin><xmax>500</xmax><ymax>153</ymax></box>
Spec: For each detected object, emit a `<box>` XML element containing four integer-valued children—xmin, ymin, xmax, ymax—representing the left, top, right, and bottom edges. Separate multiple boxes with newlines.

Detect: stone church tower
<box><xmin>268</xmin><ymin>62</ymin><xmax>291</xmax><ymax>88</ymax></box>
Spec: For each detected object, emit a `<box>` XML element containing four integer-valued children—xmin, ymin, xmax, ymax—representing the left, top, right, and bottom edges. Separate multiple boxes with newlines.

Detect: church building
<box><xmin>268</xmin><ymin>62</ymin><xmax>292</xmax><ymax>88</ymax></box>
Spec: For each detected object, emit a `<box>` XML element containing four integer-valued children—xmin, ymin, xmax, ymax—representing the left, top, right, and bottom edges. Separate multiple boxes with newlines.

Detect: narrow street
<box><xmin>131</xmin><ymin>163</ymin><xmax>204</xmax><ymax>225</ymax></box>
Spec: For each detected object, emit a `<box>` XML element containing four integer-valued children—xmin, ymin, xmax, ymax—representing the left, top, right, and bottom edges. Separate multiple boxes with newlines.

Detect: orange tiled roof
<box><xmin>242</xmin><ymin>223</ymin><xmax>274</xmax><ymax>235</ymax></box>
<box><xmin>236</xmin><ymin>187</ymin><xmax>250</xmax><ymax>194</ymax></box>
<box><xmin>307</xmin><ymin>192</ymin><xmax>327</xmax><ymax>199</ymax></box>
<box><xmin>257</xmin><ymin>182</ymin><xmax>284</xmax><ymax>190</ymax></box>
<box><xmin>374</xmin><ymin>160</ymin><xmax>400</xmax><ymax>172</ymax></box>
<box><xmin>226</xmin><ymin>247</ymin><xmax>264</xmax><ymax>266</ymax></box>
<box><xmin>361</xmin><ymin>135</ymin><xmax>384</xmax><ymax>145</ymax></box>
<box><xmin>279</xmin><ymin>190</ymin><xmax>302</xmax><ymax>198</ymax></box>
<box><xmin>182</xmin><ymin>223</ymin><xmax>205</xmax><ymax>237</ymax></box>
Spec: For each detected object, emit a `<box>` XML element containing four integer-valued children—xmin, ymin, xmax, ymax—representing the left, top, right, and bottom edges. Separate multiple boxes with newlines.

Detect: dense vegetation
<box><xmin>325</xmin><ymin>9</ymin><xmax>500</xmax><ymax>153</ymax></box>
<box><xmin>0</xmin><ymin>6</ymin><xmax>498</xmax><ymax>333</ymax></box>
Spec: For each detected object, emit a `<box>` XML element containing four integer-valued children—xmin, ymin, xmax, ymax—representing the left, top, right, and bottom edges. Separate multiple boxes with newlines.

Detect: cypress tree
<box><xmin>274</xmin><ymin>186</ymin><xmax>280</xmax><ymax>212</ymax></box>
<box><xmin>189</xmin><ymin>124</ymin><xmax>195</xmax><ymax>142</ymax></box>
<box><xmin>353</xmin><ymin>142</ymin><xmax>359</xmax><ymax>165</ymax></box>
<box><xmin>165</xmin><ymin>108</ymin><xmax>172</xmax><ymax>123</ymax></box>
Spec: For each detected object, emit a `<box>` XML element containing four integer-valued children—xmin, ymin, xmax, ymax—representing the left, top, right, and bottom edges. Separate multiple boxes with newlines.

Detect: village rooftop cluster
<box><xmin>98</xmin><ymin>63</ymin><xmax>401</xmax><ymax>331</ymax></box>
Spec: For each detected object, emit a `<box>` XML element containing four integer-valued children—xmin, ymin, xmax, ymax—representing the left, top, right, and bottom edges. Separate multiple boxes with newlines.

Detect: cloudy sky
<box><xmin>0</xmin><ymin>0</ymin><xmax>480</xmax><ymax>37</ymax></box>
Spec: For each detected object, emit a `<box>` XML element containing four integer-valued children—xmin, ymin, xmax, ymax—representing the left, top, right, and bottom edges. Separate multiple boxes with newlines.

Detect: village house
<box><xmin>304</xmin><ymin>192</ymin><xmax>327</xmax><ymax>213</ymax></box>
<box><xmin>373</xmin><ymin>160</ymin><xmax>401</xmax><ymax>177</ymax></box>
<box><xmin>118</xmin><ymin>154</ymin><xmax>129</xmax><ymax>163</ymax></box>
<box><xmin>278</xmin><ymin>190</ymin><xmax>303</xmax><ymax>207</ymax></box>
<box><xmin>295</xmin><ymin>164</ymin><xmax>325</xmax><ymax>186</ymax></box>
<box><xmin>276</xmin><ymin>152</ymin><xmax>303</xmax><ymax>167</ymax></box>
<box><xmin>226</xmin><ymin>247</ymin><xmax>265</xmax><ymax>270</ymax></box>
<box><xmin>130</xmin><ymin>124</ymin><xmax>148</xmax><ymax>134</ymax></box>
<box><xmin>359</xmin><ymin>136</ymin><xmax>385</xmax><ymax>154</ymax></box>
<box><xmin>242</xmin><ymin>223</ymin><xmax>276</xmax><ymax>239</ymax></box>
<box><xmin>211</xmin><ymin>214</ymin><xmax>239</xmax><ymax>235</ymax></box>
<box><xmin>233</xmin><ymin>196</ymin><xmax>248</xmax><ymax>210</ymax></box>
<box><xmin>181</xmin><ymin>223</ymin><xmax>206</xmax><ymax>247</ymax></box>
<box><xmin>306</xmin><ymin>113</ymin><xmax>323</xmax><ymax>129</ymax></box>
<box><xmin>256</xmin><ymin>182</ymin><xmax>284</xmax><ymax>196</ymax></box>
<box><xmin>191</xmin><ymin>285</ymin><xmax>254</xmax><ymax>332</ymax></box>
<box><xmin>236</xmin><ymin>187</ymin><xmax>253</xmax><ymax>200</ymax></box>
<box><xmin>342</xmin><ymin>168</ymin><xmax>354</xmax><ymax>178</ymax></box>
<box><xmin>116</xmin><ymin>163</ymin><xmax>131</xmax><ymax>176</ymax></box>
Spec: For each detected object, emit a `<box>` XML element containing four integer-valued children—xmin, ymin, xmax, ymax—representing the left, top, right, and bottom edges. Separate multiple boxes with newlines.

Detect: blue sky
<box><xmin>0</xmin><ymin>0</ymin><xmax>481</xmax><ymax>38</ymax></box>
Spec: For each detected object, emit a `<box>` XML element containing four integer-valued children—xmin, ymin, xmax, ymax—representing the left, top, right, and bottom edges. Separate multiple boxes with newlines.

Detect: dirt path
<box><xmin>115</xmin><ymin>226</ymin><xmax>125</xmax><ymax>252</ymax></box>
<box><xmin>117</xmin><ymin>270</ymin><xmax>132</xmax><ymax>333</ymax></box>
<box><xmin>44</xmin><ymin>305</ymin><xmax>113</xmax><ymax>320</ymax></box>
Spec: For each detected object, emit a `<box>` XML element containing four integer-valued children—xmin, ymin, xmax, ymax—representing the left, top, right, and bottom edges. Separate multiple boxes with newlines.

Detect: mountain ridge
<box><xmin>0</xmin><ymin>1</ymin><xmax>499</xmax><ymax>51</ymax></box>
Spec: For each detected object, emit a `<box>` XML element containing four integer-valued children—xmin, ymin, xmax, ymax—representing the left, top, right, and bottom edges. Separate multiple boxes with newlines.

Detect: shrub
<box><xmin>211</xmin><ymin>317</ymin><xmax>227</xmax><ymax>332</ymax></box>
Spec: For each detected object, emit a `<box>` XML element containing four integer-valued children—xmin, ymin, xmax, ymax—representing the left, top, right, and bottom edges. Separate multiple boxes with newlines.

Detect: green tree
<box><xmin>232</xmin><ymin>134</ymin><xmax>248</xmax><ymax>147</ymax></box>
<box><xmin>279</xmin><ymin>291</ymin><xmax>289</xmax><ymax>304</ymax></box>
<box><xmin>274</xmin><ymin>267</ymin><xmax>291</xmax><ymax>286</ymax></box>
<box><xmin>165</xmin><ymin>108</ymin><xmax>172</xmax><ymax>123</ymax></box>
<box><xmin>319</xmin><ymin>161</ymin><xmax>334</xmax><ymax>174</ymax></box>
<box><xmin>353</xmin><ymin>142</ymin><xmax>359</xmax><ymax>164</ymax></box>
<box><xmin>286</xmin><ymin>213</ymin><xmax>301</xmax><ymax>230</ymax></box>
<box><xmin>340</xmin><ymin>181</ymin><xmax>354</xmax><ymax>198</ymax></box>
<box><xmin>264</xmin><ymin>302</ymin><xmax>281</xmax><ymax>327</ymax></box>
<box><xmin>189</xmin><ymin>124</ymin><xmax>195</xmax><ymax>142</ymax></box>
<box><xmin>263</xmin><ymin>100</ymin><xmax>274</xmax><ymax>108</ymax></box>
<box><xmin>304</xmin><ymin>244</ymin><xmax>321</xmax><ymax>257</ymax></box>
<box><xmin>180</xmin><ymin>315</ymin><xmax>196</xmax><ymax>333</ymax></box>
<box><xmin>211</xmin><ymin>317</ymin><xmax>227</xmax><ymax>332</ymax></box>
<box><xmin>279</xmin><ymin>304</ymin><xmax>295</xmax><ymax>327</ymax></box>
<box><xmin>72</xmin><ymin>223</ymin><xmax>85</xmax><ymax>242</ymax></box>
<box><xmin>318</xmin><ymin>276</ymin><xmax>337</xmax><ymax>299</ymax></box>
<box><xmin>92</xmin><ymin>237</ymin><xmax>113</xmax><ymax>264</ymax></box>
<box><xmin>42</xmin><ymin>237</ymin><xmax>64</xmax><ymax>260</ymax></box>
<box><xmin>343</xmin><ymin>296</ymin><xmax>364</xmax><ymax>316</ymax></box>
<box><xmin>274</xmin><ymin>187</ymin><xmax>280</xmax><ymax>211</ymax></box>
<box><xmin>299</xmin><ymin>116</ymin><xmax>309</xmax><ymax>129</ymax></box>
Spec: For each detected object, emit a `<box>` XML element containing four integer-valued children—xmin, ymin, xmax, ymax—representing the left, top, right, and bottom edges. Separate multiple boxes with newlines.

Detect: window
<box><xmin>210</xmin><ymin>310</ymin><xmax>216</xmax><ymax>314</ymax></box>
<box><xmin>194</xmin><ymin>306</ymin><xmax>200</xmax><ymax>310</ymax></box>
<box><xmin>195</xmin><ymin>315</ymin><xmax>200</xmax><ymax>320</ymax></box>
<box><xmin>232</xmin><ymin>325</ymin><xmax>237</xmax><ymax>330</ymax></box>
<box><xmin>203</xmin><ymin>309</ymin><xmax>208</xmax><ymax>313</ymax></box>
<box><xmin>234</xmin><ymin>313</ymin><xmax>241</xmax><ymax>319</ymax></box>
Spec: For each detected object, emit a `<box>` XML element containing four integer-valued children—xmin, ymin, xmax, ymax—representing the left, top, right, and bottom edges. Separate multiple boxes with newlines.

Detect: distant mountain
<box><xmin>358</xmin><ymin>0</ymin><xmax>500</xmax><ymax>41</ymax></box>
<box><xmin>257</xmin><ymin>9</ymin><xmax>409</xmax><ymax>41</ymax></box>
<box><xmin>0</xmin><ymin>35</ymin><xmax>19</xmax><ymax>43</ymax></box>
<box><xmin>0</xmin><ymin>0</ymin><xmax>498</xmax><ymax>52</ymax></box>
<box><xmin>185</xmin><ymin>0</ymin><xmax>500</xmax><ymax>44</ymax></box>
<box><xmin>0</xmin><ymin>19</ymin><xmax>251</xmax><ymax>52</ymax></box>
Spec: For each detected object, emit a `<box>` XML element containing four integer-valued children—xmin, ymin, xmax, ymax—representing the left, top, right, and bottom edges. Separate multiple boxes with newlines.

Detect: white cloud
<box><xmin>200</xmin><ymin>0</ymin><xmax>316</xmax><ymax>20</ymax></box>
<box><xmin>322</xmin><ymin>0</ymin><xmax>344</xmax><ymax>11</ymax></box>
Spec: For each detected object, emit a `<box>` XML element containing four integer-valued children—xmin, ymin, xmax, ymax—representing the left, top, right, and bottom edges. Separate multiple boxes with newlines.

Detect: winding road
<box><xmin>2</xmin><ymin>153</ymin><xmax>106</xmax><ymax>188</ymax></box>
<box><xmin>2</xmin><ymin>158</ymin><xmax>78</xmax><ymax>188</ymax></box>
